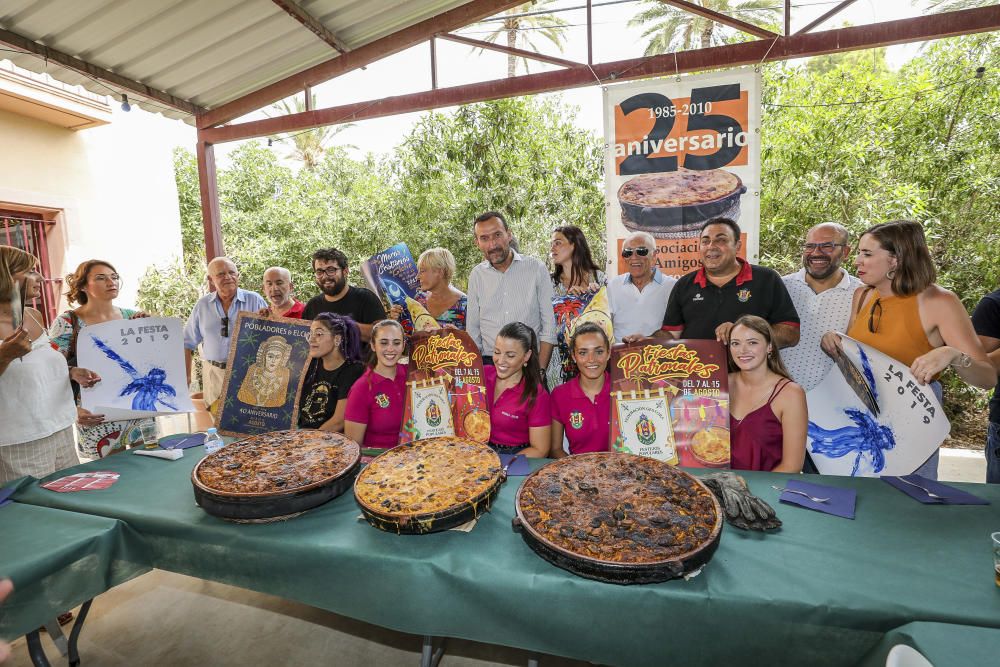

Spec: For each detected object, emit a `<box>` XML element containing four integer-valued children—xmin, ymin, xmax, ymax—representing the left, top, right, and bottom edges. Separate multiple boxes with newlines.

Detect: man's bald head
<box><xmin>808</xmin><ymin>222</ymin><xmax>850</xmax><ymax>245</ymax></box>
<box><xmin>263</xmin><ymin>267</ymin><xmax>294</xmax><ymax>308</ymax></box>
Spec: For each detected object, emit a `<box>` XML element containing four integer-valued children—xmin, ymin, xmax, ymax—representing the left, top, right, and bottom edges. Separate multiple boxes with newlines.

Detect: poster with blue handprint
<box><xmin>77</xmin><ymin>317</ymin><xmax>195</xmax><ymax>420</ymax></box>
<box><xmin>805</xmin><ymin>333</ymin><xmax>950</xmax><ymax>477</ymax></box>
<box><xmin>361</xmin><ymin>243</ymin><xmax>420</xmax><ymax>334</ymax></box>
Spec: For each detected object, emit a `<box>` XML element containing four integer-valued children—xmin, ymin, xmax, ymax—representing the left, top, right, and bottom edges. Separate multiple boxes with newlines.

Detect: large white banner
<box><xmin>77</xmin><ymin>317</ymin><xmax>194</xmax><ymax>420</ymax></box>
<box><xmin>603</xmin><ymin>69</ymin><xmax>761</xmax><ymax>278</ymax></box>
<box><xmin>806</xmin><ymin>334</ymin><xmax>950</xmax><ymax>477</ymax></box>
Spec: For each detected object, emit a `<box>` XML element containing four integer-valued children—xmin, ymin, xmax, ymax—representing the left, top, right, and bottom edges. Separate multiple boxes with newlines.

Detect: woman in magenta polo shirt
<box><xmin>485</xmin><ymin>322</ymin><xmax>551</xmax><ymax>458</ymax></box>
<box><xmin>550</xmin><ymin>322</ymin><xmax>612</xmax><ymax>457</ymax></box>
<box><xmin>345</xmin><ymin>320</ymin><xmax>407</xmax><ymax>449</ymax></box>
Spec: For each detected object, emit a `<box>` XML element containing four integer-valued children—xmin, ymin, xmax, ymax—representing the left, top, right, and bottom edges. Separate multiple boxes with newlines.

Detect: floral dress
<box><xmin>49</xmin><ymin>308</ymin><xmax>152</xmax><ymax>459</ymax></box>
<box><xmin>546</xmin><ymin>271</ymin><xmax>606</xmax><ymax>389</ymax></box>
<box><xmin>416</xmin><ymin>292</ymin><xmax>467</xmax><ymax>330</ymax></box>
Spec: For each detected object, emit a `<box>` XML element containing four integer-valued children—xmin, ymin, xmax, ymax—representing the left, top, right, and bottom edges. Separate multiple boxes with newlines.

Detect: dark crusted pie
<box><xmin>516</xmin><ymin>452</ymin><xmax>721</xmax><ymax>564</ymax></box>
<box><xmin>195</xmin><ymin>429</ymin><xmax>360</xmax><ymax>495</ymax></box>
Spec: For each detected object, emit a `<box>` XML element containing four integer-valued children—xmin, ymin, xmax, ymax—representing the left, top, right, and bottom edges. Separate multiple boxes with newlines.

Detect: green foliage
<box><xmin>142</xmin><ymin>35</ymin><xmax>997</xmax><ymax>422</ymax></box>
<box><xmin>629</xmin><ymin>0</ymin><xmax>781</xmax><ymax>54</ymax></box>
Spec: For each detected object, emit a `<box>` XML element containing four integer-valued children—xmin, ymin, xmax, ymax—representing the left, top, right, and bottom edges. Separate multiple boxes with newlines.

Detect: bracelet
<box><xmin>951</xmin><ymin>352</ymin><xmax>972</xmax><ymax>369</ymax></box>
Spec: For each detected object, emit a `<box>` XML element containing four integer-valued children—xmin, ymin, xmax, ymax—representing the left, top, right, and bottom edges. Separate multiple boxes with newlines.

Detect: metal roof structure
<box><xmin>0</xmin><ymin>0</ymin><xmax>477</xmax><ymax>120</ymax></box>
<box><xmin>1</xmin><ymin>0</ymin><xmax>998</xmax><ymax>261</ymax></box>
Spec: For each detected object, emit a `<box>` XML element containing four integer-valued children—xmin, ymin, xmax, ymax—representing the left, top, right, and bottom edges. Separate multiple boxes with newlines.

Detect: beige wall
<box><xmin>0</xmin><ymin>104</ymin><xmax>187</xmax><ymax>313</ymax></box>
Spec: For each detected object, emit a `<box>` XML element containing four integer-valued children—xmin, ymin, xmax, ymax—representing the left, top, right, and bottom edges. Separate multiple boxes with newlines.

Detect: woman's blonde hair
<box><xmin>727</xmin><ymin>315</ymin><xmax>792</xmax><ymax>380</ymax></box>
<box><xmin>417</xmin><ymin>247</ymin><xmax>456</xmax><ymax>284</ymax></box>
<box><xmin>0</xmin><ymin>245</ymin><xmax>37</xmax><ymax>301</ymax></box>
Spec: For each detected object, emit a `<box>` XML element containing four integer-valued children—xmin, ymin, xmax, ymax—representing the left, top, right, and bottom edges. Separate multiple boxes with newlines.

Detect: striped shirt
<box><xmin>466</xmin><ymin>252</ymin><xmax>557</xmax><ymax>355</ymax></box>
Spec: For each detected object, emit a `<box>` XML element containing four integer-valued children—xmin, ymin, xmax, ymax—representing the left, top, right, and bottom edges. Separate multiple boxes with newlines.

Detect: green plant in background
<box><xmin>142</xmin><ymin>33</ymin><xmax>998</xmax><ymax>428</ymax></box>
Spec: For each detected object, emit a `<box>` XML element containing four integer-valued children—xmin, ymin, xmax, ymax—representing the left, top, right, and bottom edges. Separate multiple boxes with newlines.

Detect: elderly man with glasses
<box><xmin>610</xmin><ymin>231</ymin><xmax>677</xmax><ymax>342</ymax></box>
<box><xmin>303</xmin><ymin>248</ymin><xmax>385</xmax><ymax>345</ymax></box>
<box><xmin>183</xmin><ymin>256</ymin><xmax>267</xmax><ymax>411</ymax></box>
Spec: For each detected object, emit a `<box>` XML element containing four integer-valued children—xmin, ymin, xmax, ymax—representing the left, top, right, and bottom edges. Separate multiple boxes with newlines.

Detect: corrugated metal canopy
<box><xmin>0</xmin><ymin>0</ymin><xmax>474</xmax><ymax>122</ymax></box>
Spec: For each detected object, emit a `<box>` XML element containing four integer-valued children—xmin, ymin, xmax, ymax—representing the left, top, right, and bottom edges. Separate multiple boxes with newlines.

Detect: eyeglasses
<box><xmin>221</xmin><ymin>316</ymin><xmax>230</xmax><ymax>338</ymax></box>
<box><xmin>314</xmin><ymin>267</ymin><xmax>343</xmax><ymax>278</ymax></box>
<box><xmin>802</xmin><ymin>242</ymin><xmax>847</xmax><ymax>254</ymax></box>
<box><xmin>307</xmin><ymin>331</ymin><xmax>330</xmax><ymax>341</ymax></box>
<box><xmin>621</xmin><ymin>247</ymin><xmax>650</xmax><ymax>258</ymax></box>
<box><xmin>867</xmin><ymin>298</ymin><xmax>882</xmax><ymax>334</ymax></box>
<box><xmin>92</xmin><ymin>273</ymin><xmax>121</xmax><ymax>284</ymax></box>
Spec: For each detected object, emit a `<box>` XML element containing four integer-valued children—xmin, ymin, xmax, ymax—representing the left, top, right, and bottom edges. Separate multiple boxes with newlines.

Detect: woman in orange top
<box><xmin>821</xmin><ymin>220</ymin><xmax>993</xmax><ymax>477</ymax></box>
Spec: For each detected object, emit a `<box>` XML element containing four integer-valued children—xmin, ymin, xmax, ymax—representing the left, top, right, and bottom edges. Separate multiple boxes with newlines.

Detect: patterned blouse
<box><xmin>546</xmin><ymin>270</ymin><xmax>607</xmax><ymax>389</ymax></box>
<box><xmin>50</xmin><ymin>308</ymin><xmax>152</xmax><ymax>459</ymax></box>
<box><xmin>416</xmin><ymin>292</ymin><xmax>467</xmax><ymax>330</ymax></box>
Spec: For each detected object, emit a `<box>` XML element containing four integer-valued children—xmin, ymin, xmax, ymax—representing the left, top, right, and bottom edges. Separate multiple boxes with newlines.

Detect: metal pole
<box><xmin>195</xmin><ymin>134</ymin><xmax>224</xmax><ymax>264</ymax></box>
<box><xmin>430</xmin><ymin>36</ymin><xmax>438</xmax><ymax>89</ymax></box>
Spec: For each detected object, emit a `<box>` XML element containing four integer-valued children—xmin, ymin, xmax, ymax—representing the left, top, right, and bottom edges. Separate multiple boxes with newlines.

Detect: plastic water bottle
<box><xmin>203</xmin><ymin>428</ymin><xmax>224</xmax><ymax>455</ymax></box>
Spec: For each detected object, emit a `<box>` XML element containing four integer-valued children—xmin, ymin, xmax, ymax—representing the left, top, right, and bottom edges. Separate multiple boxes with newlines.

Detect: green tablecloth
<box><xmin>859</xmin><ymin>621</ymin><xmax>1000</xmax><ymax>666</ymax></box>
<box><xmin>10</xmin><ymin>449</ymin><xmax>1000</xmax><ymax>666</ymax></box>
<box><xmin>0</xmin><ymin>486</ymin><xmax>149</xmax><ymax>639</ymax></box>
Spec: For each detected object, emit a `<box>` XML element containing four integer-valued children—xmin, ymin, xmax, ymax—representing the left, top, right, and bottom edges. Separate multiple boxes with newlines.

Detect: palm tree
<box><xmin>266</xmin><ymin>93</ymin><xmax>355</xmax><ymax>170</ymax></box>
<box><xmin>472</xmin><ymin>1</ymin><xmax>569</xmax><ymax>77</ymax></box>
<box><xmin>922</xmin><ymin>0</ymin><xmax>994</xmax><ymax>10</ymax></box>
<box><xmin>629</xmin><ymin>0</ymin><xmax>781</xmax><ymax>56</ymax></box>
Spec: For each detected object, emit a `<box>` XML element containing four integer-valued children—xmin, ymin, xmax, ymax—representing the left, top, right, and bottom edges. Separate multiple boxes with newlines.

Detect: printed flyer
<box><xmin>401</xmin><ymin>329</ymin><xmax>490</xmax><ymax>444</ymax></box>
<box><xmin>217</xmin><ymin>313</ymin><xmax>312</xmax><ymax>437</ymax></box>
<box><xmin>806</xmin><ymin>333</ymin><xmax>950</xmax><ymax>477</ymax></box>
<box><xmin>610</xmin><ymin>338</ymin><xmax>730</xmax><ymax>468</ymax></box>
<box><xmin>603</xmin><ymin>69</ymin><xmax>761</xmax><ymax>278</ymax></box>
<box><xmin>77</xmin><ymin>316</ymin><xmax>195</xmax><ymax>420</ymax></box>
<box><xmin>361</xmin><ymin>243</ymin><xmax>421</xmax><ymax>333</ymax></box>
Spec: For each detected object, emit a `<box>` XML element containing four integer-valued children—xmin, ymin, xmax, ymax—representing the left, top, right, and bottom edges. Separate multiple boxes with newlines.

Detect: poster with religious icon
<box><xmin>217</xmin><ymin>313</ymin><xmax>312</xmax><ymax>437</ymax></box>
<box><xmin>610</xmin><ymin>338</ymin><xmax>730</xmax><ymax>468</ymax></box>
<box><xmin>361</xmin><ymin>243</ymin><xmax>421</xmax><ymax>334</ymax></box>
<box><xmin>401</xmin><ymin>329</ymin><xmax>490</xmax><ymax>444</ymax></box>
<box><xmin>805</xmin><ymin>333</ymin><xmax>950</xmax><ymax>477</ymax></box>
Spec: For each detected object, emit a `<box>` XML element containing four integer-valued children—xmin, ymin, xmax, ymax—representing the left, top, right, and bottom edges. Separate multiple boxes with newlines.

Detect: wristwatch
<box><xmin>951</xmin><ymin>352</ymin><xmax>972</xmax><ymax>369</ymax></box>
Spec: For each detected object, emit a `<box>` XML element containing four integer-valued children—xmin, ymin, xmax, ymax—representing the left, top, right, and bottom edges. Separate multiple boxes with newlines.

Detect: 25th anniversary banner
<box><xmin>603</xmin><ymin>69</ymin><xmax>761</xmax><ymax>277</ymax></box>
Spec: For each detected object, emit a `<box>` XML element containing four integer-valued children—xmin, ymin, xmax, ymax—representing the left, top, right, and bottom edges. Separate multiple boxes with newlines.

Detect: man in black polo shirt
<box><xmin>303</xmin><ymin>248</ymin><xmax>386</xmax><ymax>343</ymax></box>
<box><xmin>658</xmin><ymin>218</ymin><xmax>800</xmax><ymax>347</ymax></box>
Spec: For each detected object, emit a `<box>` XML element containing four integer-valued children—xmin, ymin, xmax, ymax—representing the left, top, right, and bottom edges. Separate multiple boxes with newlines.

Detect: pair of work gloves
<box><xmin>702</xmin><ymin>472</ymin><xmax>782</xmax><ymax>531</ymax></box>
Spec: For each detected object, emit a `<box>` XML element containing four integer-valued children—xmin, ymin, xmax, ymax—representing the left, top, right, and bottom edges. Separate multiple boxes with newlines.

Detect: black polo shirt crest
<box><xmin>661</xmin><ymin>258</ymin><xmax>799</xmax><ymax>339</ymax></box>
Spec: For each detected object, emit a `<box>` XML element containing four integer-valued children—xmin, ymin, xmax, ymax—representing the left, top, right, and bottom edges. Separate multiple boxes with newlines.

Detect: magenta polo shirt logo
<box><xmin>569</xmin><ymin>411</ymin><xmax>584</xmax><ymax>429</ymax></box>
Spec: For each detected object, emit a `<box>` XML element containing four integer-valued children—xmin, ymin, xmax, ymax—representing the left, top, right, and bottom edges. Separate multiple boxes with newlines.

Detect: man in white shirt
<box><xmin>781</xmin><ymin>222</ymin><xmax>861</xmax><ymax>391</ymax></box>
<box><xmin>466</xmin><ymin>211</ymin><xmax>556</xmax><ymax>367</ymax></box>
<box><xmin>609</xmin><ymin>231</ymin><xmax>677</xmax><ymax>342</ymax></box>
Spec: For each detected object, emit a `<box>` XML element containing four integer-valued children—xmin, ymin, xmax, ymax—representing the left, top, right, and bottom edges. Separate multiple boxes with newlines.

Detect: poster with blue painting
<box><xmin>361</xmin><ymin>243</ymin><xmax>420</xmax><ymax>334</ymax></box>
<box><xmin>77</xmin><ymin>317</ymin><xmax>195</xmax><ymax>420</ymax></box>
<box><xmin>804</xmin><ymin>333</ymin><xmax>950</xmax><ymax>477</ymax></box>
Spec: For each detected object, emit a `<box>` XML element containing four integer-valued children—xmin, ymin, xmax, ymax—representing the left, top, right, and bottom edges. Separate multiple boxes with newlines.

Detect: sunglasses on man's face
<box><xmin>621</xmin><ymin>246</ymin><xmax>650</xmax><ymax>258</ymax></box>
<box><xmin>221</xmin><ymin>316</ymin><xmax>230</xmax><ymax>338</ymax></box>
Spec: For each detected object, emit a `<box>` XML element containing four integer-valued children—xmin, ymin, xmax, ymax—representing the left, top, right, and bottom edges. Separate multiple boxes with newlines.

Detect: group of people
<box><xmin>175</xmin><ymin>211</ymin><xmax>1000</xmax><ymax>481</ymax></box>
<box><xmin>2</xmin><ymin>211</ymin><xmax>999</xmax><ymax>488</ymax></box>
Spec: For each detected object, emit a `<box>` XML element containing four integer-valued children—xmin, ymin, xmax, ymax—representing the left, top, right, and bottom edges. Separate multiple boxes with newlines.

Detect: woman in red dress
<box><xmin>728</xmin><ymin>315</ymin><xmax>807</xmax><ymax>473</ymax></box>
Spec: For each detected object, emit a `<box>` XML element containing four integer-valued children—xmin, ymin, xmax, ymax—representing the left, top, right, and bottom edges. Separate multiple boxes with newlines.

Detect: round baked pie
<box><xmin>514</xmin><ymin>452</ymin><xmax>722</xmax><ymax>583</ymax></box>
<box><xmin>617</xmin><ymin>168</ymin><xmax>746</xmax><ymax>236</ymax></box>
<box><xmin>192</xmin><ymin>429</ymin><xmax>361</xmax><ymax>520</ymax></box>
<box><xmin>689</xmin><ymin>427</ymin><xmax>730</xmax><ymax>467</ymax></box>
<box><xmin>355</xmin><ymin>436</ymin><xmax>503</xmax><ymax>533</ymax></box>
